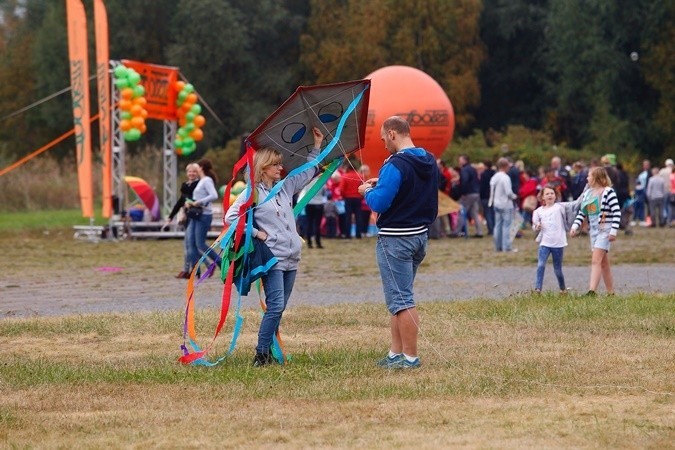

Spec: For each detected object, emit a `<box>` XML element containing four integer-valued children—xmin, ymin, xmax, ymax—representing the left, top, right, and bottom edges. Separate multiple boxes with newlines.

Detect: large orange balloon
<box><xmin>360</xmin><ymin>66</ymin><xmax>454</xmax><ymax>175</ymax></box>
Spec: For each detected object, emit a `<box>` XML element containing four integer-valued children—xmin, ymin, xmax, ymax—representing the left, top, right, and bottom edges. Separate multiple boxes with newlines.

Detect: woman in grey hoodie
<box><xmin>225</xmin><ymin>127</ymin><xmax>324</xmax><ymax>366</ymax></box>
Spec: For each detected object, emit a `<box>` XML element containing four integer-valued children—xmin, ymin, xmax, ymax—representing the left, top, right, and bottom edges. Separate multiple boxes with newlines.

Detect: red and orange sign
<box><xmin>122</xmin><ymin>60</ymin><xmax>179</xmax><ymax>120</ymax></box>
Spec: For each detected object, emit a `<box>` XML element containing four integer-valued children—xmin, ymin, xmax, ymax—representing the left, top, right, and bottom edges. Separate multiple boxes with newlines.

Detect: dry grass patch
<box><xmin>1</xmin><ymin>295</ymin><xmax>673</xmax><ymax>448</ymax></box>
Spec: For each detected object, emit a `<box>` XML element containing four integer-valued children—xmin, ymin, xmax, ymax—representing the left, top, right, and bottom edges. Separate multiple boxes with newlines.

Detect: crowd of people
<box><xmin>432</xmin><ymin>154</ymin><xmax>674</xmax><ymax>247</ymax></box>
<box><xmin>291</xmin><ymin>153</ymin><xmax>674</xmax><ymax>253</ymax></box>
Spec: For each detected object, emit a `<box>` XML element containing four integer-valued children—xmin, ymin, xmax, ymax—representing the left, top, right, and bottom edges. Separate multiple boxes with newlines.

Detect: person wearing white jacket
<box><xmin>489</xmin><ymin>158</ymin><xmax>518</xmax><ymax>252</ymax></box>
<box><xmin>185</xmin><ymin>159</ymin><xmax>220</xmax><ymax>276</ymax></box>
<box><xmin>225</xmin><ymin>127</ymin><xmax>324</xmax><ymax>366</ymax></box>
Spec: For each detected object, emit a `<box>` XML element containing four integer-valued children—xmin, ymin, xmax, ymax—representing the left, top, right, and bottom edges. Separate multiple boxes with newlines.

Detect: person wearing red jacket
<box><xmin>339</xmin><ymin>161</ymin><xmax>364</xmax><ymax>238</ymax></box>
<box><xmin>519</xmin><ymin>170</ymin><xmax>540</xmax><ymax>228</ymax></box>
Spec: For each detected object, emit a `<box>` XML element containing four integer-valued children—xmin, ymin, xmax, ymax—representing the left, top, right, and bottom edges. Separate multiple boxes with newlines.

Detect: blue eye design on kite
<box><xmin>318</xmin><ymin>102</ymin><xmax>343</xmax><ymax>124</ymax></box>
<box><xmin>281</xmin><ymin>122</ymin><xmax>306</xmax><ymax>144</ymax></box>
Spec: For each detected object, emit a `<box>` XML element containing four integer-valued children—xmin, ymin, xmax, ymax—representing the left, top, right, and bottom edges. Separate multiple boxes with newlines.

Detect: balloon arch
<box><xmin>110</xmin><ymin>59</ymin><xmax>206</xmax><ymax>218</ymax></box>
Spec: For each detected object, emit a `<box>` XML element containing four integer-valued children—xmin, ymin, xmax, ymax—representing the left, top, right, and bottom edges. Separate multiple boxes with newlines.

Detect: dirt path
<box><xmin>2</xmin><ymin>264</ymin><xmax>673</xmax><ymax>319</ymax></box>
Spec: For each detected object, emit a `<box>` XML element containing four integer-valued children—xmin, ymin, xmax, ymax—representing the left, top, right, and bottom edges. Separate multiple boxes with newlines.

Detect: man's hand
<box><xmin>358</xmin><ymin>182</ymin><xmax>372</xmax><ymax>196</ymax></box>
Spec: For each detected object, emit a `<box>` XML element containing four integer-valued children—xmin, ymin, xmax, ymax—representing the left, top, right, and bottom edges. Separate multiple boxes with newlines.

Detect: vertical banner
<box><xmin>94</xmin><ymin>0</ymin><xmax>111</xmax><ymax>218</ymax></box>
<box><xmin>66</xmin><ymin>0</ymin><xmax>94</xmax><ymax>217</ymax></box>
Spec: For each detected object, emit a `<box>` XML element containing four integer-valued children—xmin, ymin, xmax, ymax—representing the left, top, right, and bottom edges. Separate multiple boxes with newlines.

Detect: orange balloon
<box><xmin>131</xmin><ymin>116</ymin><xmax>145</xmax><ymax>128</ymax></box>
<box><xmin>186</xmin><ymin>93</ymin><xmax>198</xmax><ymax>104</ymax></box>
<box><xmin>174</xmin><ymin>81</ymin><xmax>185</xmax><ymax>92</ymax></box>
<box><xmin>120</xmin><ymin>119</ymin><xmax>132</xmax><ymax>131</ymax></box>
<box><xmin>193</xmin><ymin>115</ymin><xmax>206</xmax><ymax>127</ymax></box>
<box><xmin>361</xmin><ymin>65</ymin><xmax>455</xmax><ymax>175</ymax></box>
<box><xmin>130</xmin><ymin>104</ymin><xmax>144</xmax><ymax>116</ymax></box>
<box><xmin>140</xmin><ymin>109</ymin><xmax>148</xmax><ymax>119</ymax></box>
<box><xmin>120</xmin><ymin>88</ymin><xmax>134</xmax><ymax>100</ymax></box>
<box><xmin>140</xmin><ymin>123</ymin><xmax>147</xmax><ymax>133</ymax></box>
<box><xmin>181</xmin><ymin>101</ymin><xmax>193</xmax><ymax>111</ymax></box>
<box><xmin>118</xmin><ymin>99</ymin><xmax>132</xmax><ymax>110</ymax></box>
<box><xmin>179</xmin><ymin>117</ymin><xmax>187</xmax><ymax>127</ymax></box>
<box><xmin>190</xmin><ymin>128</ymin><xmax>204</xmax><ymax>141</ymax></box>
<box><xmin>133</xmin><ymin>96</ymin><xmax>147</xmax><ymax>106</ymax></box>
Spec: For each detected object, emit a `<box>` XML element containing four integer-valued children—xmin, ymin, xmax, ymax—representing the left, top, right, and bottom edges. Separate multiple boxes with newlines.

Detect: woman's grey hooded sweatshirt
<box><xmin>225</xmin><ymin>148</ymin><xmax>320</xmax><ymax>271</ymax></box>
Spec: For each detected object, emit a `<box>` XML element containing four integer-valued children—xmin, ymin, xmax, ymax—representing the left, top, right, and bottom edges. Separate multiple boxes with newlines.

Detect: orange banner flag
<box><xmin>66</xmin><ymin>0</ymin><xmax>94</xmax><ymax>218</ymax></box>
<box><xmin>94</xmin><ymin>0</ymin><xmax>112</xmax><ymax>218</ymax></box>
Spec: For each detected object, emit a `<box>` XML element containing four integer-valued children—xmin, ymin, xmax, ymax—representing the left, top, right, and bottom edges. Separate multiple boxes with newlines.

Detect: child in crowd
<box><xmin>532</xmin><ymin>185</ymin><xmax>567</xmax><ymax>294</ymax></box>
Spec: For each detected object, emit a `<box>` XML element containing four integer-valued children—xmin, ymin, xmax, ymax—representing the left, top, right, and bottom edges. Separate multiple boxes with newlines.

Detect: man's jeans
<box><xmin>481</xmin><ymin>198</ymin><xmax>495</xmax><ymax>235</ymax></box>
<box><xmin>258</xmin><ymin>269</ymin><xmax>297</xmax><ymax>354</ymax></box>
<box><xmin>633</xmin><ymin>189</ymin><xmax>646</xmax><ymax>221</ymax></box>
<box><xmin>493</xmin><ymin>207</ymin><xmax>513</xmax><ymax>251</ymax></box>
<box><xmin>535</xmin><ymin>246</ymin><xmax>566</xmax><ymax>290</ymax></box>
<box><xmin>375</xmin><ymin>234</ymin><xmax>427</xmax><ymax>315</ymax></box>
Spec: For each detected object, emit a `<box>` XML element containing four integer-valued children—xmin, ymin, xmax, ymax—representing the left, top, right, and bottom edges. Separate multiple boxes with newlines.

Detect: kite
<box><xmin>179</xmin><ymin>80</ymin><xmax>371</xmax><ymax>367</ymax></box>
<box><xmin>246</xmin><ymin>79</ymin><xmax>371</xmax><ymax>173</ymax></box>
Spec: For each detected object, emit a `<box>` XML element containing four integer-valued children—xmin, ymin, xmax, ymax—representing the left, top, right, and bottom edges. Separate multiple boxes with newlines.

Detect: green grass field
<box><xmin>1</xmin><ymin>295</ymin><xmax>673</xmax><ymax>448</ymax></box>
<box><xmin>0</xmin><ymin>212</ymin><xmax>673</xmax><ymax>448</ymax></box>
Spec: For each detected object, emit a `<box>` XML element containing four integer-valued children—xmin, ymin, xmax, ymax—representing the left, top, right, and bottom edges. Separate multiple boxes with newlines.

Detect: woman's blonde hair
<box><xmin>589</xmin><ymin>166</ymin><xmax>612</xmax><ymax>187</ymax></box>
<box><xmin>251</xmin><ymin>147</ymin><xmax>282</xmax><ymax>183</ymax></box>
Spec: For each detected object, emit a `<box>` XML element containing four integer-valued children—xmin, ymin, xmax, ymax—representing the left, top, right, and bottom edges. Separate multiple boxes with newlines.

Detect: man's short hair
<box><xmin>382</xmin><ymin>116</ymin><xmax>410</xmax><ymax>135</ymax></box>
<box><xmin>497</xmin><ymin>157</ymin><xmax>509</xmax><ymax>169</ymax></box>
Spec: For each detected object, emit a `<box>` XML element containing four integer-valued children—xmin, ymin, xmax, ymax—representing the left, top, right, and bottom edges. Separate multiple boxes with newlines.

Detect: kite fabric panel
<box><xmin>245</xmin><ymin>79</ymin><xmax>371</xmax><ymax>172</ymax></box>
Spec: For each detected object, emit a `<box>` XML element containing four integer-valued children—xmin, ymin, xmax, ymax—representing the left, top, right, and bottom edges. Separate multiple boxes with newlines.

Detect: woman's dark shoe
<box><xmin>175</xmin><ymin>271</ymin><xmax>190</xmax><ymax>279</ymax></box>
<box><xmin>584</xmin><ymin>290</ymin><xmax>596</xmax><ymax>297</ymax></box>
<box><xmin>253</xmin><ymin>352</ymin><xmax>273</xmax><ymax>367</ymax></box>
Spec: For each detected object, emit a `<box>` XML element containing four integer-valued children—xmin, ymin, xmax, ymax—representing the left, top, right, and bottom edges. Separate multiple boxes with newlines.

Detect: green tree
<box><xmin>0</xmin><ymin>0</ymin><xmax>43</xmax><ymax>160</ymax></box>
<box><xmin>167</xmin><ymin>0</ymin><xmax>308</xmax><ymax>149</ymax></box>
<box><xmin>476</xmin><ymin>0</ymin><xmax>549</xmax><ymax>131</ymax></box>
<box><xmin>543</xmin><ymin>0</ymin><xmax>665</xmax><ymax>158</ymax></box>
<box><xmin>642</xmin><ymin>2</ymin><xmax>675</xmax><ymax>157</ymax></box>
<box><xmin>300</xmin><ymin>0</ymin><xmax>484</xmax><ymax>133</ymax></box>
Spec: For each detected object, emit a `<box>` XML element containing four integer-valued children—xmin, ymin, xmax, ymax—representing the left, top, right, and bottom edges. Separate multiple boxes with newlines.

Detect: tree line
<box><xmin>0</xmin><ymin>0</ymin><xmax>672</xmax><ymax>169</ymax></box>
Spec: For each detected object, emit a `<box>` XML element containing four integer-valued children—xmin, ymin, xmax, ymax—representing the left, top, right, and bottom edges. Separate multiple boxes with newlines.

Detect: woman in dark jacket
<box><xmin>165</xmin><ymin>163</ymin><xmax>200</xmax><ymax>278</ymax></box>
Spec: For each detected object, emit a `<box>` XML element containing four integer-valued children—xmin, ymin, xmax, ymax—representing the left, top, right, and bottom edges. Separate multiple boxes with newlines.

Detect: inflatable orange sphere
<box><xmin>360</xmin><ymin>66</ymin><xmax>454</xmax><ymax>174</ymax></box>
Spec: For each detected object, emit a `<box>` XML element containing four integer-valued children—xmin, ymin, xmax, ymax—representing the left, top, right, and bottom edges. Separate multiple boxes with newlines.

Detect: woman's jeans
<box><xmin>258</xmin><ymin>269</ymin><xmax>297</xmax><ymax>354</ymax></box>
<box><xmin>535</xmin><ymin>246</ymin><xmax>566</xmax><ymax>290</ymax></box>
<box><xmin>493</xmin><ymin>207</ymin><xmax>513</xmax><ymax>251</ymax></box>
<box><xmin>186</xmin><ymin>213</ymin><xmax>221</xmax><ymax>272</ymax></box>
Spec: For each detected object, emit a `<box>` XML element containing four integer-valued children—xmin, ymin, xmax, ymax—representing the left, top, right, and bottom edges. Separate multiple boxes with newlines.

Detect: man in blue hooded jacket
<box><xmin>358</xmin><ymin>116</ymin><xmax>438</xmax><ymax>369</ymax></box>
